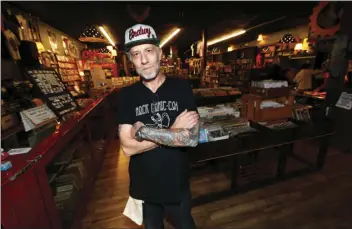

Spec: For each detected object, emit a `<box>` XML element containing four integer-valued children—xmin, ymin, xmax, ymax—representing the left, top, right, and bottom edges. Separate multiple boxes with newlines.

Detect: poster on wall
<box><xmin>62</xmin><ymin>36</ymin><xmax>70</xmax><ymax>56</ymax></box>
<box><xmin>62</xmin><ymin>36</ymin><xmax>79</xmax><ymax>58</ymax></box>
<box><xmin>48</xmin><ymin>29</ymin><xmax>59</xmax><ymax>54</ymax></box>
<box><xmin>40</xmin><ymin>51</ymin><xmax>59</xmax><ymax>73</ymax></box>
<box><xmin>14</xmin><ymin>13</ymin><xmax>40</xmax><ymax>42</ymax></box>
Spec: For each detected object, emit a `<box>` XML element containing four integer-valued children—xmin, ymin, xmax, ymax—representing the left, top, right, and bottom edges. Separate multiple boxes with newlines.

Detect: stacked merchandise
<box><xmin>192</xmin><ymin>87</ymin><xmax>241</xmax><ymax>98</ymax></box>
<box><xmin>188</xmin><ymin>58</ymin><xmax>201</xmax><ymax>78</ymax></box>
<box><xmin>243</xmin><ymin>80</ymin><xmax>298</xmax><ymax>129</ymax></box>
<box><xmin>56</xmin><ymin>55</ymin><xmax>85</xmax><ymax>97</ymax></box>
<box><xmin>197</xmin><ymin>102</ymin><xmax>257</xmax><ymax>143</ymax></box>
<box><xmin>251</xmin><ymin>80</ymin><xmax>288</xmax><ymax>88</ymax></box>
<box><xmin>235</xmin><ymin>58</ymin><xmax>253</xmax><ymax>81</ymax></box>
<box><xmin>24</xmin><ymin>69</ymin><xmax>79</xmax><ymax>117</ymax></box>
<box><xmin>111</xmin><ymin>77</ymin><xmax>140</xmax><ymax>87</ymax></box>
<box><xmin>218</xmin><ymin>65</ymin><xmax>237</xmax><ymax>86</ymax></box>
<box><xmin>203</xmin><ymin>62</ymin><xmax>224</xmax><ymax>86</ymax></box>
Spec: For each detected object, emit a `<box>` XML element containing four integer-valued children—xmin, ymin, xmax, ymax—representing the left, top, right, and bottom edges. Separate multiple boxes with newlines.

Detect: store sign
<box><xmin>20</xmin><ymin>104</ymin><xmax>57</xmax><ymax>132</ymax></box>
<box><xmin>81</xmin><ymin>49</ymin><xmax>117</xmax><ymax>77</ymax></box>
<box><xmin>81</xmin><ymin>50</ymin><xmax>112</xmax><ymax>60</ymax></box>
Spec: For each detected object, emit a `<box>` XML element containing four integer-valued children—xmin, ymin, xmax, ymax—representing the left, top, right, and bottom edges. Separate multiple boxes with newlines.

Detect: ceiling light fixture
<box><xmin>160</xmin><ymin>28</ymin><xmax>181</xmax><ymax>48</ymax></box>
<box><xmin>99</xmin><ymin>26</ymin><xmax>116</xmax><ymax>47</ymax></box>
<box><xmin>208</xmin><ymin>30</ymin><xmax>246</xmax><ymax>46</ymax></box>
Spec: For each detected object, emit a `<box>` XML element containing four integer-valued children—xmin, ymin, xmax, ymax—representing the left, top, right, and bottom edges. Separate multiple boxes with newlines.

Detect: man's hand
<box><xmin>131</xmin><ymin>121</ymin><xmax>145</xmax><ymax>139</ymax></box>
<box><xmin>171</xmin><ymin>109</ymin><xmax>199</xmax><ymax>129</ymax></box>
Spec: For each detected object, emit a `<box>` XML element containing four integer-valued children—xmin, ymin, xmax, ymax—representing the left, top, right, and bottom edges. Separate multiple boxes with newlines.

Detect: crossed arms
<box><xmin>119</xmin><ymin>110</ymin><xmax>200</xmax><ymax>156</ymax></box>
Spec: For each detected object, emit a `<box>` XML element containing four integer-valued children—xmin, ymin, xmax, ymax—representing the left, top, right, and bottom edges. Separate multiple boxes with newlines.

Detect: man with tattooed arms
<box><xmin>117</xmin><ymin>24</ymin><xmax>199</xmax><ymax>229</ymax></box>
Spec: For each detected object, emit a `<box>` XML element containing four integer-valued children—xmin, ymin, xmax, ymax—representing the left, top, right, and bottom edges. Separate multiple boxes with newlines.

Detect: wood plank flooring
<box><xmin>81</xmin><ymin>140</ymin><xmax>352</xmax><ymax>229</ymax></box>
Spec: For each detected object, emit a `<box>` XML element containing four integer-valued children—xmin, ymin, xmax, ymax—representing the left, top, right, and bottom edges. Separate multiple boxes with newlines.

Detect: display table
<box><xmin>1</xmin><ymin>90</ymin><xmax>119</xmax><ymax>229</ymax></box>
<box><xmin>188</xmin><ymin>119</ymin><xmax>334</xmax><ymax>206</ymax></box>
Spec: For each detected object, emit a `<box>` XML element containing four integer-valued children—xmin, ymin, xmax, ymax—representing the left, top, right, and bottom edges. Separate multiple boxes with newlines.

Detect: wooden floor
<box><xmin>81</xmin><ymin>139</ymin><xmax>352</xmax><ymax>229</ymax></box>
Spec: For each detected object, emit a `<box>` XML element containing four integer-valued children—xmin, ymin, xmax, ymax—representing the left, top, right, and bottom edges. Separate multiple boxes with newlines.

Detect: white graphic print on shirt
<box><xmin>135</xmin><ymin>100</ymin><xmax>178</xmax><ymax>129</ymax></box>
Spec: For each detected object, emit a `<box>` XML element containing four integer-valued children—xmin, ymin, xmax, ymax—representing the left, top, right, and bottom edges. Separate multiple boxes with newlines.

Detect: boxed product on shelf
<box><xmin>54</xmin><ymin>190</ymin><xmax>73</xmax><ymax>204</ymax></box>
<box><xmin>208</xmin><ymin>129</ymin><xmax>229</xmax><ymax>142</ymax></box>
<box><xmin>258</xmin><ymin>120</ymin><xmax>298</xmax><ymax>130</ymax></box>
<box><xmin>56</xmin><ymin>167</ymin><xmax>84</xmax><ymax>190</ymax></box>
<box><xmin>207</xmin><ymin>117</ymin><xmax>257</xmax><ymax>137</ymax></box>
<box><xmin>56</xmin><ymin>183</ymin><xmax>75</xmax><ymax>193</ymax></box>
<box><xmin>260</xmin><ymin>100</ymin><xmax>285</xmax><ymax>109</ymax></box>
<box><xmin>242</xmin><ymin>94</ymin><xmax>294</xmax><ymax>122</ymax></box>
<box><xmin>67</xmin><ymin>159</ymin><xmax>87</xmax><ymax>179</ymax></box>
<box><xmin>251</xmin><ymin>80</ymin><xmax>288</xmax><ymax>88</ymax></box>
<box><xmin>224</xmin><ymin>124</ymin><xmax>257</xmax><ymax>137</ymax></box>
<box><xmin>250</xmin><ymin>80</ymin><xmax>291</xmax><ymax>97</ymax></box>
<box><xmin>198</xmin><ymin>128</ymin><xmax>208</xmax><ymax>143</ymax></box>
<box><xmin>203</xmin><ymin>124</ymin><xmax>229</xmax><ymax>142</ymax></box>
<box><xmin>292</xmin><ymin>106</ymin><xmax>311</xmax><ymax>122</ymax></box>
<box><xmin>198</xmin><ymin>103</ymin><xmax>240</xmax><ymax>120</ymax></box>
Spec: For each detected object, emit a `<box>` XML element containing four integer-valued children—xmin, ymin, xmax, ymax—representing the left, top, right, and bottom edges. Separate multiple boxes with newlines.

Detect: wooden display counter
<box><xmin>1</xmin><ymin>90</ymin><xmax>119</xmax><ymax>229</ymax></box>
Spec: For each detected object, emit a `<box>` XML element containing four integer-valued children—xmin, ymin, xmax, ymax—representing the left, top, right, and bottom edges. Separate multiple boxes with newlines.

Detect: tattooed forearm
<box><xmin>137</xmin><ymin>122</ymin><xmax>200</xmax><ymax>147</ymax></box>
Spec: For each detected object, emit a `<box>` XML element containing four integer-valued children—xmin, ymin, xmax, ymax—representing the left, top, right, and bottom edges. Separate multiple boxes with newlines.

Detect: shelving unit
<box><xmin>56</xmin><ymin>55</ymin><xmax>84</xmax><ymax>97</ymax></box>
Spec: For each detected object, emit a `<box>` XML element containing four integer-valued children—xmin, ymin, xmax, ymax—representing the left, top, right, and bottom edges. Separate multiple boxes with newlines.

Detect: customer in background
<box><xmin>293</xmin><ymin>63</ymin><xmax>324</xmax><ymax>91</ymax></box>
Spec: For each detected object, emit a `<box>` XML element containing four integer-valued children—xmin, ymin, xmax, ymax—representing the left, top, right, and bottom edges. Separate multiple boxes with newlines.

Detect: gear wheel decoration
<box><xmin>309</xmin><ymin>1</ymin><xmax>341</xmax><ymax>37</ymax></box>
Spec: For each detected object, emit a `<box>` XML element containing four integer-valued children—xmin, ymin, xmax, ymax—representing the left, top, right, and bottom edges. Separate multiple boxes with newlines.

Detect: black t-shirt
<box><xmin>117</xmin><ymin>77</ymin><xmax>197</xmax><ymax>203</ymax></box>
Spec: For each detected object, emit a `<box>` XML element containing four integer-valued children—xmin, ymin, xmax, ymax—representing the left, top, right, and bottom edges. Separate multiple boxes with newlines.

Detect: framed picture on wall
<box><xmin>47</xmin><ymin>29</ymin><xmax>59</xmax><ymax>54</ymax></box>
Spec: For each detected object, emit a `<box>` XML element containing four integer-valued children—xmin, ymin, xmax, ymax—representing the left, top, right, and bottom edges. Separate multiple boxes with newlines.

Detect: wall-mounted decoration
<box><xmin>127</xmin><ymin>4</ymin><xmax>151</xmax><ymax>22</ymax></box>
<box><xmin>40</xmin><ymin>51</ymin><xmax>58</xmax><ymax>72</ymax></box>
<box><xmin>47</xmin><ymin>29</ymin><xmax>59</xmax><ymax>54</ymax></box>
<box><xmin>3</xmin><ymin>29</ymin><xmax>21</xmax><ymax>60</ymax></box>
<box><xmin>14</xmin><ymin>12</ymin><xmax>40</xmax><ymax>42</ymax></box>
<box><xmin>62</xmin><ymin>36</ymin><xmax>70</xmax><ymax>56</ymax></box>
<box><xmin>308</xmin><ymin>1</ymin><xmax>341</xmax><ymax>37</ymax></box>
<box><xmin>62</xmin><ymin>36</ymin><xmax>79</xmax><ymax>58</ymax></box>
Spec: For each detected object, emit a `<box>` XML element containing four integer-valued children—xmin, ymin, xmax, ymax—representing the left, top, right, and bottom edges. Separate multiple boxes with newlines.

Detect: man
<box><xmin>293</xmin><ymin>63</ymin><xmax>325</xmax><ymax>91</ymax></box>
<box><xmin>117</xmin><ymin>24</ymin><xmax>199</xmax><ymax>229</ymax></box>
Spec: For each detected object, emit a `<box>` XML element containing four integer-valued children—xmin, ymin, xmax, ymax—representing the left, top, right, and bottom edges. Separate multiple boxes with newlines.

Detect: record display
<box><xmin>25</xmin><ymin>68</ymin><xmax>79</xmax><ymax>117</ymax></box>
